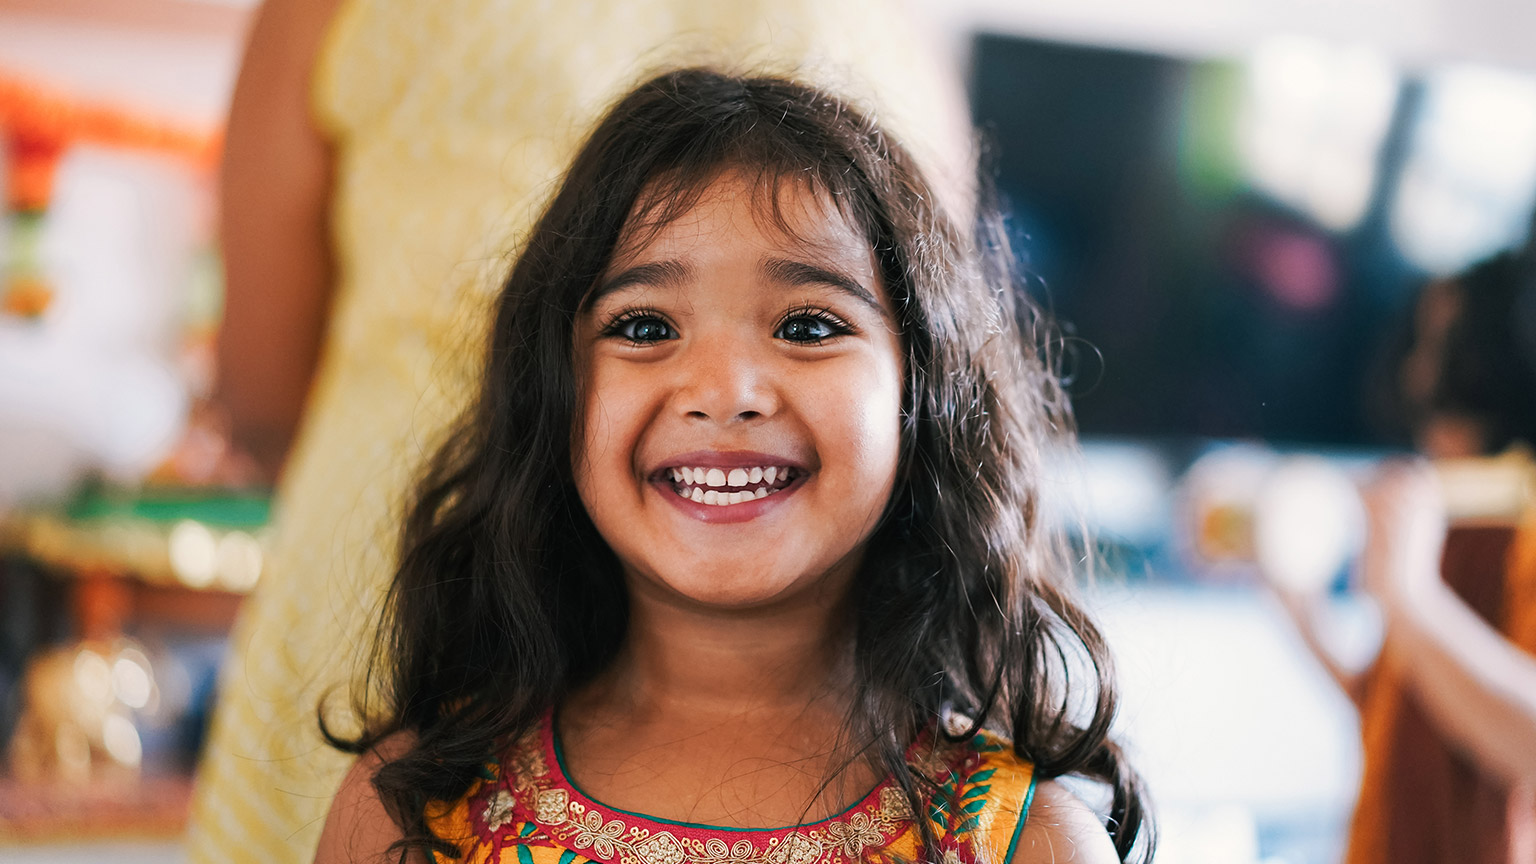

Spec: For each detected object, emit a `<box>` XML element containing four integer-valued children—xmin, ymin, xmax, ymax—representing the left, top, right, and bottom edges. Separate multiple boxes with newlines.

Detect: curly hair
<box><xmin>326</xmin><ymin>67</ymin><xmax>1153</xmax><ymax>863</ymax></box>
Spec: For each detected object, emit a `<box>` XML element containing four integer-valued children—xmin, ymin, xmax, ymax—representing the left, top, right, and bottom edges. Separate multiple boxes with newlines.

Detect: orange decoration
<box><xmin>0</xmin><ymin>73</ymin><xmax>223</xmax><ymax>210</ymax></box>
<box><xmin>2</xmin><ymin>275</ymin><xmax>52</xmax><ymax>317</ymax></box>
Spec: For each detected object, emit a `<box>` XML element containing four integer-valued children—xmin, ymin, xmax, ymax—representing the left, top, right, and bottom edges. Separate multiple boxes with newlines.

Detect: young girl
<box><xmin>314</xmin><ymin>68</ymin><xmax>1151</xmax><ymax>864</ymax></box>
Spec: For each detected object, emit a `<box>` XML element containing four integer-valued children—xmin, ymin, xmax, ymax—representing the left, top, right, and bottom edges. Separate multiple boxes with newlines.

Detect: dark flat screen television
<box><xmin>970</xmin><ymin>33</ymin><xmax>1533</xmax><ymax>447</ymax></box>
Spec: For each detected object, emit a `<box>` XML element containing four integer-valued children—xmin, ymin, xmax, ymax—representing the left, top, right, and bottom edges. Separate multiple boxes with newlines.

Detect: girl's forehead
<box><xmin>610</xmin><ymin>168</ymin><xmax>872</xmax><ymax>267</ymax></box>
<box><xmin>586</xmin><ymin>169</ymin><xmax>891</xmax><ymax>319</ymax></box>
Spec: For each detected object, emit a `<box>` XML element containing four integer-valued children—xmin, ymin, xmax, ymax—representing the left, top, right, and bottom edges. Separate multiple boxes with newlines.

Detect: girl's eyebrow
<box><xmin>588</xmin><ymin>256</ymin><xmax>883</xmax><ymax>314</ymax></box>
<box><xmin>590</xmin><ymin>260</ymin><xmax>692</xmax><ymax>307</ymax></box>
<box><xmin>761</xmin><ymin>257</ymin><xmax>883</xmax><ymax>313</ymax></box>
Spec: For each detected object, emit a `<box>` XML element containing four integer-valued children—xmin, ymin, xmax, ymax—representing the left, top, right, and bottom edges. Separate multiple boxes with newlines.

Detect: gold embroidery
<box><xmin>825</xmin><ymin>813</ymin><xmax>883</xmax><ymax>858</ymax></box>
<box><xmin>518</xmin><ymin>782</ymin><xmax>906</xmax><ymax>864</ymax></box>
<box><xmin>537</xmin><ymin>788</ymin><xmax>571</xmax><ymax>825</ymax></box>
<box><xmin>491</xmin><ymin>725</ymin><xmax>982</xmax><ymax>864</ymax></box>
<box><xmin>693</xmin><ymin>838</ymin><xmax>760</xmax><ymax>864</ymax></box>
<box><xmin>633</xmin><ymin>831</ymin><xmax>688</xmax><ymax>864</ymax></box>
<box><xmin>765</xmin><ymin>833</ymin><xmax>823</xmax><ymax>864</ymax></box>
<box><xmin>569</xmin><ymin>808</ymin><xmax>627</xmax><ymax>859</ymax></box>
<box><xmin>877</xmin><ymin>787</ymin><xmax>913</xmax><ymax>822</ymax></box>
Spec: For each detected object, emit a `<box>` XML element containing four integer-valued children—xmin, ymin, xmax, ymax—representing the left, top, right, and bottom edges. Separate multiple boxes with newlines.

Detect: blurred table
<box><xmin>0</xmin><ymin>485</ymin><xmax>268</xmax><ymax>844</ymax></box>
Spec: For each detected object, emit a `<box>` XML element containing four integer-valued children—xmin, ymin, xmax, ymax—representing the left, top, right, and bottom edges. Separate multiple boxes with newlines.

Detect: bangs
<box><xmin>568</xmin><ymin>72</ymin><xmax>896</xmax><ymax>312</ymax></box>
<box><xmin>600</xmin><ymin>159</ymin><xmax>881</xmax><ymax>285</ymax></box>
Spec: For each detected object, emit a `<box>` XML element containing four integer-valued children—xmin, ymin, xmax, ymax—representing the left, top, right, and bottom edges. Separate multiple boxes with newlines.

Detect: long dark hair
<box><xmin>327</xmin><ymin>67</ymin><xmax>1152</xmax><ymax>863</ymax></box>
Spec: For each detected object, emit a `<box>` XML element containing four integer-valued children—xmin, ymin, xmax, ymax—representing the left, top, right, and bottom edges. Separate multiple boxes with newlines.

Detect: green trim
<box><xmin>550</xmin><ymin>719</ymin><xmax>879</xmax><ymax>833</ymax></box>
<box><xmin>1003</xmin><ymin>772</ymin><xmax>1039</xmax><ymax>864</ymax></box>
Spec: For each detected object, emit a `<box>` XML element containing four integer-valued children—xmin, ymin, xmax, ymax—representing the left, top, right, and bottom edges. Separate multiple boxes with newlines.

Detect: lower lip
<box><xmin>653</xmin><ymin>477</ymin><xmax>805</xmax><ymax>524</ymax></box>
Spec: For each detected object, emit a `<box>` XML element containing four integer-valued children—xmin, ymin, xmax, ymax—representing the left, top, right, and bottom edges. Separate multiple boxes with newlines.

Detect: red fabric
<box><xmin>1345</xmin><ymin>524</ymin><xmax>1534</xmax><ymax>864</ymax></box>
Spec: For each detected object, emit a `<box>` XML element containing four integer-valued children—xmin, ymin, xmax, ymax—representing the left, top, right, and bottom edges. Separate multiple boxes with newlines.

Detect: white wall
<box><xmin>0</xmin><ymin>0</ymin><xmax>249</xmax><ymax>131</ymax></box>
<box><xmin>918</xmin><ymin>0</ymin><xmax>1536</xmax><ymax>71</ymax></box>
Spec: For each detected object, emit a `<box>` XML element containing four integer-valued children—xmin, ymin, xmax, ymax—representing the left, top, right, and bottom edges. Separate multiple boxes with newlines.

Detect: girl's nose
<box><xmin>675</xmin><ymin>336</ymin><xmax>780</xmax><ymax>424</ymax></box>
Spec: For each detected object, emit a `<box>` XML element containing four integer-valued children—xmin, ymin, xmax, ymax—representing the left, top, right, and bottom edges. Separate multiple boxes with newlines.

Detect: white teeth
<box><xmin>679</xmin><ymin>480</ymin><xmax>783</xmax><ymax>505</ymax></box>
<box><xmin>671</xmin><ymin>463</ymin><xmax>793</xmax><ymax>504</ymax></box>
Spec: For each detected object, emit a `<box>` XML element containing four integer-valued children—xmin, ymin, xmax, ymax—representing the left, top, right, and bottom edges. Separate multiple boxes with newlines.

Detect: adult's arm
<box><xmin>216</xmin><ymin>0</ymin><xmax>346</xmax><ymax>480</ymax></box>
<box><xmin>1271</xmin><ymin>589</ymin><xmax>1370</xmax><ymax>706</ymax></box>
<box><xmin>1364</xmin><ymin>465</ymin><xmax>1536</xmax><ymax>785</ymax></box>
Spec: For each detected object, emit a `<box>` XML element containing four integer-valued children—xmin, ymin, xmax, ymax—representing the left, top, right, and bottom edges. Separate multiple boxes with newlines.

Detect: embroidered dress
<box><xmin>425</xmin><ymin>716</ymin><xmax>1038</xmax><ymax>864</ymax></box>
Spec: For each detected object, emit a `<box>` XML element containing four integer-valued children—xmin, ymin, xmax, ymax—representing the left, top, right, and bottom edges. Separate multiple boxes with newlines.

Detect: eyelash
<box><xmin>597</xmin><ymin>304</ymin><xmax>857</xmax><ymax>346</ymax></box>
<box><xmin>774</xmin><ymin>305</ymin><xmax>856</xmax><ymax>345</ymax></box>
<box><xmin>600</xmin><ymin>307</ymin><xmax>676</xmax><ymax>345</ymax></box>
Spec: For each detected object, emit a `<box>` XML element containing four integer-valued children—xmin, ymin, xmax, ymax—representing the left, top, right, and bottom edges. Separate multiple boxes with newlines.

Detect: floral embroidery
<box><xmin>825</xmin><ymin>813</ymin><xmax>884</xmax><ymax>857</ymax></box>
<box><xmin>483</xmin><ymin>789</ymin><xmax>516</xmax><ymax>831</ymax></box>
<box><xmin>449</xmin><ymin>718</ymin><xmax>1030</xmax><ymax>864</ymax></box>
<box><xmin>569</xmin><ymin>808</ymin><xmax>627</xmax><ymax>858</ymax></box>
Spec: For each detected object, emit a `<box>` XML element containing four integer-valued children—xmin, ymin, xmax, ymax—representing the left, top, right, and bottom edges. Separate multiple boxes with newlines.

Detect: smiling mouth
<box><xmin>664</xmin><ymin>465</ymin><xmax>799</xmax><ymax>506</ymax></box>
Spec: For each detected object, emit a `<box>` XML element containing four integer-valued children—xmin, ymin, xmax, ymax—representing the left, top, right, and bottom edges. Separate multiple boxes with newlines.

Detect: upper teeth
<box><xmin>671</xmin><ymin>466</ymin><xmax>785</xmax><ymax>487</ymax></box>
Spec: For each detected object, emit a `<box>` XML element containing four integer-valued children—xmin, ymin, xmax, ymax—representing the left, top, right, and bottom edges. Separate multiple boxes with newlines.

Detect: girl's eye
<box><xmin>775</xmin><ymin>309</ymin><xmax>851</xmax><ymax>344</ymax></box>
<box><xmin>605</xmin><ymin>313</ymin><xmax>677</xmax><ymax>344</ymax></box>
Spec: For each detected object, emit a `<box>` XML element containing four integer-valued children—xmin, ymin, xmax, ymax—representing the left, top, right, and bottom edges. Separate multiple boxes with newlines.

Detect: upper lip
<box><xmin>646</xmin><ymin>450</ymin><xmax>809</xmax><ymax>480</ymax></box>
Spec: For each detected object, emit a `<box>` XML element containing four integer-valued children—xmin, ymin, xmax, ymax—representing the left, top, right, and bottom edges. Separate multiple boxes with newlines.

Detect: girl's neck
<box><xmin>555</xmin><ymin>569</ymin><xmax>876</xmax><ymax>828</ymax></box>
<box><xmin>573</xmin><ymin>572</ymin><xmax>858</xmax><ymax>723</ymax></box>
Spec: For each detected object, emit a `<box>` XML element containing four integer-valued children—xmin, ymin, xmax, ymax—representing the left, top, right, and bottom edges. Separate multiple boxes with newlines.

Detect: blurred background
<box><xmin>0</xmin><ymin>0</ymin><xmax>1533</xmax><ymax>862</ymax></box>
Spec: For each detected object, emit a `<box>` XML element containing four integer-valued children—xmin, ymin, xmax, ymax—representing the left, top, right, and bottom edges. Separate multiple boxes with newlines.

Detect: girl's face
<box><xmin>572</xmin><ymin>170</ymin><xmax>904</xmax><ymax>610</ymax></box>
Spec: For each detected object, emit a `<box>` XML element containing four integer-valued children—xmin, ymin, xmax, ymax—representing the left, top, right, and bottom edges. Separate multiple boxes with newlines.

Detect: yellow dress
<box><xmin>184</xmin><ymin>3</ymin><xmax>967</xmax><ymax>861</ymax></box>
<box><xmin>425</xmin><ymin>716</ymin><xmax>1037</xmax><ymax>864</ymax></box>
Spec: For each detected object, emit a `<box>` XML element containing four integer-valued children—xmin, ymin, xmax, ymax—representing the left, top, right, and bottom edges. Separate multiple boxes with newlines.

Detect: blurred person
<box><xmin>1263</xmin><ymin>249</ymin><xmax>1536</xmax><ymax>864</ymax></box>
<box><xmin>1395</xmin><ymin>254</ymin><xmax>1536</xmax><ymax>461</ymax></box>
<box><xmin>189</xmin><ymin>1</ymin><xmax>972</xmax><ymax>862</ymax></box>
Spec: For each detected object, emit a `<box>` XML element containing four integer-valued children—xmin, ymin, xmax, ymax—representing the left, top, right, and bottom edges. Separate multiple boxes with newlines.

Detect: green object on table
<box><xmin>62</xmin><ymin>486</ymin><xmax>272</xmax><ymax>528</ymax></box>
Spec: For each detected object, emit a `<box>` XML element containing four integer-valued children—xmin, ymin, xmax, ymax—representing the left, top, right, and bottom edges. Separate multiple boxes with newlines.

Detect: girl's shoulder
<box><xmin>315</xmin><ymin>732</ymin><xmax>417</xmax><ymax>864</ymax></box>
<box><xmin>1010</xmin><ymin>779</ymin><xmax>1121</xmax><ymax>864</ymax></box>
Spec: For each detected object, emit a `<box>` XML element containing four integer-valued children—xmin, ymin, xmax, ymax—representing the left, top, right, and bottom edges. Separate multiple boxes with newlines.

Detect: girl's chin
<box><xmin>632</xmin><ymin>566</ymin><xmax>813</xmax><ymax>610</ymax></box>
